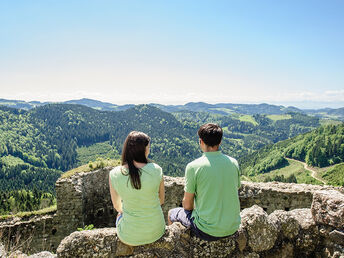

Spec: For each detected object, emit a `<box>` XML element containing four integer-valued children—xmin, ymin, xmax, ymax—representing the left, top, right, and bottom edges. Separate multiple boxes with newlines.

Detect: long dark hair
<box><xmin>121</xmin><ymin>131</ymin><xmax>150</xmax><ymax>189</ymax></box>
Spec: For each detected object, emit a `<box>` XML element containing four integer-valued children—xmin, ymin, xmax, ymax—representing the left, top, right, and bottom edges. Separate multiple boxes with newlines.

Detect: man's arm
<box><xmin>183</xmin><ymin>163</ymin><xmax>196</xmax><ymax>210</ymax></box>
<box><xmin>182</xmin><ymin>192</ymin><xmax>195</xmax><ymax>210</ymax></box>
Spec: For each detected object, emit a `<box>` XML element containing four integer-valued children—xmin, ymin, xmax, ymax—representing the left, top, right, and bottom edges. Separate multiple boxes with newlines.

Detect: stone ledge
<box><xmin>2</xmin><ymin>170</ymin><xmax>343</xmax><ymax>255</ymax></box>
<box><xmin>56</xmin><ymin>206</ymin><xmax>344</xmax><ymax>258</ymax></box>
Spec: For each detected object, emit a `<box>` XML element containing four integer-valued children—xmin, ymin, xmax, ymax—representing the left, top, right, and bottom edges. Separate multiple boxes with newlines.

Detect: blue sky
<box><xmin>1</xmin><ymin>0</ymin><xmax>343</xmax><ymax>108</ymax></box>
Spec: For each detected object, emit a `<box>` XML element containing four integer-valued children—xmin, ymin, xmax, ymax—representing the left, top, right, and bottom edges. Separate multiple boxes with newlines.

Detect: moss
<box><xmin>61</xmin><ymin>158</ymin><xmax>120</xmax><ymax>179</ymax></box>
<box><xmin>0</xmin><ymin>205</ymin><xmax>57</xmax><ymax>220</ymax></box>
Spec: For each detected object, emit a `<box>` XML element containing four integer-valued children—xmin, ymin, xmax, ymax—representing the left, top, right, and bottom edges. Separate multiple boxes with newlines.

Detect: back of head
<box><xmin>198</xmin><ymin>123</ymin><xmax>223</xmax><ymax>147</ymax></box>
<box><xmin>121</xmin><ymin>131</ymin><xmax>150</xmax><ymax>189</ymax></box>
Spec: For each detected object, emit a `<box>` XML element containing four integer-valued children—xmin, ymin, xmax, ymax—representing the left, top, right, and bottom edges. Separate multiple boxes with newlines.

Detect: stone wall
<box><xmin>0</xmin><ymin>213</ymin><xmax>60</xmax><ymax>253</ymax></box>
<box><xmin>1</xmin><ymin>167</ymin><xmax>343</xmax><ymax>255</ymax></box>
<box><xmin>56</xmin><ymin>202</ymin><xmax>344</xmax><ymax>257</ymax></box>
<box><xmin>56</xmin><ymin>167</ymin><xmax>116</xmax><ymax>232</ymax></box>
<box><xmin>163</xmin><ymin>175</ymin><xmax>342</xmax><ymax>217</ymax></box>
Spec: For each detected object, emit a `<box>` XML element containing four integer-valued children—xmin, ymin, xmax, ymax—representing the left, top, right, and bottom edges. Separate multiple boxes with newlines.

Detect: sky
<box><xmin>0</xmin><ymin>0</ymin><xmax>343</xmax><ymax>108</ymax></box>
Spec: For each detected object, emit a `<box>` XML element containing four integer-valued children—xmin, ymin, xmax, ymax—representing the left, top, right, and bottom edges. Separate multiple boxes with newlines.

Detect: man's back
<box><xmin>185</xmin><ymin>151</ymin><xmax>241</xmax><ymax>237</ymax></box>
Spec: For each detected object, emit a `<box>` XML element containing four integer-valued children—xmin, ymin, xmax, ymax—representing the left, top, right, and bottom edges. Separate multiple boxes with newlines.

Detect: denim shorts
<box><xmin>169</xmin><ymin>207</ymin><xmax>232</xmax><ymax>241</ymax></box>
<box><xmin>116</xmin><ymin>213</ymin><xmax>123</xmax><ymax>227</ymax></box>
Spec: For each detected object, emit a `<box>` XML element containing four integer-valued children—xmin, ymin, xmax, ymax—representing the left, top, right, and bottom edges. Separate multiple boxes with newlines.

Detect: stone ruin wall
<box><xmin>0</xmin><ymin>167</ymin><xmax>343</xmax><ymax>256</ymax></box>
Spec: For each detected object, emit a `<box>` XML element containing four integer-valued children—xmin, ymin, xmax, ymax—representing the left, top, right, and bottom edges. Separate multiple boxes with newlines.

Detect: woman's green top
<box><xmin>109</xmin><ymin>163</ymin><xmax>165</xmax><ymax>246</ymax></box>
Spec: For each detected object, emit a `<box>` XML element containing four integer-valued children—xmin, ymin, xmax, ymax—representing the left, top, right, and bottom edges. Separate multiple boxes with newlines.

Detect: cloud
<box><xmin>324</xmin><ymin>90</ymin><xmax>344</xmax><ymax>97</ymax></box>
<box><xmin>259</xmin><ymin>90</ymin><xmax>344</xmax><ymax>103</ymax></box>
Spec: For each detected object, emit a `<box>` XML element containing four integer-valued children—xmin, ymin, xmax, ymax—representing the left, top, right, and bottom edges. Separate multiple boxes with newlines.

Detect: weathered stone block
<box><xmin>240</xmin><ymin>205</ymin><xmax>279</xmax><ymax>252</ymax></box>
<box><xmin>289</xmin><ymin>209</ymin><xmax>319</xmax><ymax>253</ymax></box>
<box><xmin>311</xmin><ymin>190</ymin><xmax>344</xmax><ymax>228</ymax></box>
<box><xmin>269</xmin><ymin>210</ymin><xmax>300</xmax><ymax>240</ymax></box>
<box><xmin>56</xmin><ymin>228</ymin><xmax>117</xmax><ymax>257</ymax></box>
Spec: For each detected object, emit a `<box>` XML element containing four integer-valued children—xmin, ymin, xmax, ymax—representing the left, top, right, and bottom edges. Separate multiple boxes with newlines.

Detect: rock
<box><xmin>267</xmin><ymin>242</ymin><xmax>294</xmax><ymax>258</ymax></box>
<box><xmin>236</xmin><ymin>228</ymin><xmax>247</xmax><ymax>252</ymax></box>
<box><xmin>133</xmin><ymin>222</ymin><xmax>190</xmax><ymax>257</ymax></box>
<box><xmin>240</xmin><ymin>205</ymin><xmax>279</xmax><ymax>252</ymax></box>
<box><xmin>311</xmin><ymin>190</ymin><xmax>344</xmax><ymax>228</ymax></box>
<box><xmin>0</xmin><ymin>247</ymin><xmax>56</xmax><ymax>258</ymax></box>
<box><xmin>115</xmin><ymin>240</ymin><xmax>134</xmax><ymax>256</ymax></box>
<box><xmin>28</xmin><ymin>251</ymin><xmax>57</xmax><ymax>257</ymax></box>
<box><xmin>163</xmin><ymin>176</ymin><xmax>185</xmax><ymax>220</ymax></box>
<box><xmin>289</xmin><ymin>209</ymin><xmax>319</xmax><ymax>253</ymax></box>
<box><xmin>329</xmin><ymin>230</ymin><xmax>344</xmax><ymax>246</ymax></box>
<box><xmin>233</xmin><ymin>252</ymin><xmax>260</xmax><ymax>258</ymax></box>
<box><xmin>0</xmin><ymin>243</ymin><xmax>6</xmax><ymax>258</ymax></box>
<box><xmin>56</xmin><ymin>223</ymin><xmax>191</xmax><ymax>257</ymax></box>
<box><xmin>190</xmin><ymin>235</ymin><xmax>236</xmax><ymax>258</ymax></box>
<box><xmin>269</xmin><ymin>210</ymin><xmax>300</xmax><ymax>240</ymax></box>
<box><xmin>8</xmin><ymin>250</ymin><xmax>27</xmax><ymax>257</ymax></box>
<box><xmin>56</xmin><ymin>228</ymin><xmax>117</xmax><ymax>257</ymax></box>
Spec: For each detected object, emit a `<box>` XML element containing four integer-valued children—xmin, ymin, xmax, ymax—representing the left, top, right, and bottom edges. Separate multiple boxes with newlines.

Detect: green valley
<box><xmin>0</xmin><ymin>102</ymin><xmax>342</xmax><ymax>215</ymax></box>
<box><xmin>240</xmin><ymin>124</ymin><xmax>344</xmax><ymax>186</ymax></box>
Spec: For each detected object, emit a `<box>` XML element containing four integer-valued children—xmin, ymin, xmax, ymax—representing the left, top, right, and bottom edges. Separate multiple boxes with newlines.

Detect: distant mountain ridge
<box><xmin>0</xmin><ymin>98</ymin><xmax>343</xmax><ymax>120</ymax></box>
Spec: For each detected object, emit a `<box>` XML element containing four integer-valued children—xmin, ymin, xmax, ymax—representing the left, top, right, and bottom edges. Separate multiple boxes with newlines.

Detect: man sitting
<box><xmin>168</xmin><ymin>123</ymin><xmax>241</xmax><ymax>240</ymax></box>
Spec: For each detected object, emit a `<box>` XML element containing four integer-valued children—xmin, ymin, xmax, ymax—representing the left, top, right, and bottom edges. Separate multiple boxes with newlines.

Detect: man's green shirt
<box><xmin>185</xmin><ymin>151</ymin><xmax>241</xmax><ymax>237</ymax></box>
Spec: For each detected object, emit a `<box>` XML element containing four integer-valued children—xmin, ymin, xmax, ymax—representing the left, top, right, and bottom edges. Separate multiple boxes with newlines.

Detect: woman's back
<box><xmin>109</xmin><ymin>162</ymin><xmax>165</xmax><ymax>246</ymax></box>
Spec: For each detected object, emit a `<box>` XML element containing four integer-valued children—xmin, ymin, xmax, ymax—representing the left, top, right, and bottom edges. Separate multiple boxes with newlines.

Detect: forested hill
<box><xmin>1</xmin><ymin>104</ymin><xmax>198</xmax><ymax>174</ymax></box>
<box><xmin>0</xmin><ymin>103</ymin><xmax>328</xmax><ymax>214</ymax></box>
<box><xmin>240</xmin><ymin>123</ymin><xmax>344</xmax><ymax>186</ymax></box>
<box><xmin>0</xmin><ymin>104</ymin><xmax>200</xmax><ymax>214</ymax></box>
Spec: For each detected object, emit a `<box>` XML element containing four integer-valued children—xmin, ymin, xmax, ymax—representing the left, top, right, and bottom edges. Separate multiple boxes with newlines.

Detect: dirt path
<box><xmin>286</xmin><ymin>158</ymin><xmax>327</xmax><ymax>184</ymax></box>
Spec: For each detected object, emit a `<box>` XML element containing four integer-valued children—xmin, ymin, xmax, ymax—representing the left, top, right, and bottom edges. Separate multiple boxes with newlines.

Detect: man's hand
<box><xmin>182</xmin><ymin>192</ymin><xmax>195</xmax><ymax>210</ymax></box>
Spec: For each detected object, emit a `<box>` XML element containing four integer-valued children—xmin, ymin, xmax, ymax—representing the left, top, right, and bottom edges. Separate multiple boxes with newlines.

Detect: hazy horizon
<box><xmin>1</xmin><ymin>1</ymin><xmax>343</xmax><ymax>109</ymax></box>
<box><xmin>1</xmin><ymin>96</ymin><xmax>343</xmax><ymax>110</ymax></box>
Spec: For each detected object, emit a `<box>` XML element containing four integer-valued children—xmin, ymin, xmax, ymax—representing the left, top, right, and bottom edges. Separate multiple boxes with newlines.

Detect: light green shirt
<box><xmin>185</xmin><ymin>151</ymin><xmax>241</xmax><ymax>237</ymax></box>
<box><xmin>109</xmin><ymin>163</ymin><xmax>165</xmax><ymax>246</ymax></box>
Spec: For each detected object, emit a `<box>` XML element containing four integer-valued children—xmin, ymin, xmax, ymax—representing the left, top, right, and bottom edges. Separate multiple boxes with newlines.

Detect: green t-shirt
<box><xmin>109</xmin><ymin>163</ymin><xmax>165</xmax><ymax>246</ymax></box>
<box><xmin>185</xmin><ymin>151</ymin><xmax>241</xmax><ymax>237</ymax></box>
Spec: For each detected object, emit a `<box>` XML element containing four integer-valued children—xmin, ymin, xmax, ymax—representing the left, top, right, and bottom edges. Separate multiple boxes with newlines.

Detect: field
<box><xmin>209</xmin><ymin>107</ymin><xmax>234</xmax><ymax>115</ymax></box>
<box><xmin>76</xmin><ymin>141</ymin><xmax>119</xmax><ymax>166</ymax></box>
<box><xmin>266</xmin><ymin>114</ymin><xmax>292</xmax><ymax>121</ymax></box>
<box><xmin>320</xmin><ymin>163</ymin><xmax>344</xmax><ymax>186</ymax></box>
<box><xmin>238</xmin><ymin>115</ymin><xmax>258</xmax><ymax>125</ymax></box>
<box><xmin>0</xmin><ymin>155</ymin><xmax>27</xmax><ymax>167</ymax></box>
<box><xmin>249</xmin><ymin>159</ymin><xmax>323</xmax><ymax>185</ymax></box>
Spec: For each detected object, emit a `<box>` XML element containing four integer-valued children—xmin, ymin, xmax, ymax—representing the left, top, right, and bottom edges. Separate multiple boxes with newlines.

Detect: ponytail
<box><xmin>127</xmin><ymin>159</ymin><xmax>142</xmax><ymax>189</ymax></box>
<box><xmin>121</xmin><ymin>131</ymin><xmax>150</xmax><ymax>190</ymax></box>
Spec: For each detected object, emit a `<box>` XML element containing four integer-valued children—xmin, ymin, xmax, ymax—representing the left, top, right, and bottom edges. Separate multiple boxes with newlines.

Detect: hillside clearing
<box><xmin>251</xmin><ymin>159</ymin><xmax>323</xmax><ymax>185</ymax></box>
<box><xmin>266</xmin><ymin>114</ymin><xmax>292</xmax><ymax>121</ymax></box>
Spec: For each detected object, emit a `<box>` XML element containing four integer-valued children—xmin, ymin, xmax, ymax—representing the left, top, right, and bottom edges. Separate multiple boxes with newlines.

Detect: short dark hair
<box><xmin>198</xmin><ymin>123</ymin><xmax>223</xmax><ymax>147</ymax></box>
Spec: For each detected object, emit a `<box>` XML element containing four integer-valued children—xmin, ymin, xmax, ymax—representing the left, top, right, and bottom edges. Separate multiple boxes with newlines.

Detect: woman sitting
<box><xmin>109</xmin><ymin>131</ymin><xmax>165</xmax><ymax>246</ymax></box>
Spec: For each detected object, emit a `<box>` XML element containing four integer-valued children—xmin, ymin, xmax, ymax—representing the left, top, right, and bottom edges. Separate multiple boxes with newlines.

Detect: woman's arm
<box><xmin>109</xmin><ymin>174</ymin><xmax>123</xmax><ymax>213</ymax></box>
<box><xmin>159</xmin><ymin>178</ymin><xmax>165</xmax><ymax>205</ymax></box>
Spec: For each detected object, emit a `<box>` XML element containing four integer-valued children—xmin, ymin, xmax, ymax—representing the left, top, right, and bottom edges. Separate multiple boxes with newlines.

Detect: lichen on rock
<box><xmin>311</xmin><ymin>190</ymin><xmax>344</xmax><ymax>228</ymax></box>
<box><xmin>240</xmin><ymin>205</ymin><xmax>279</xmax><ymax>252</ymax></box>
